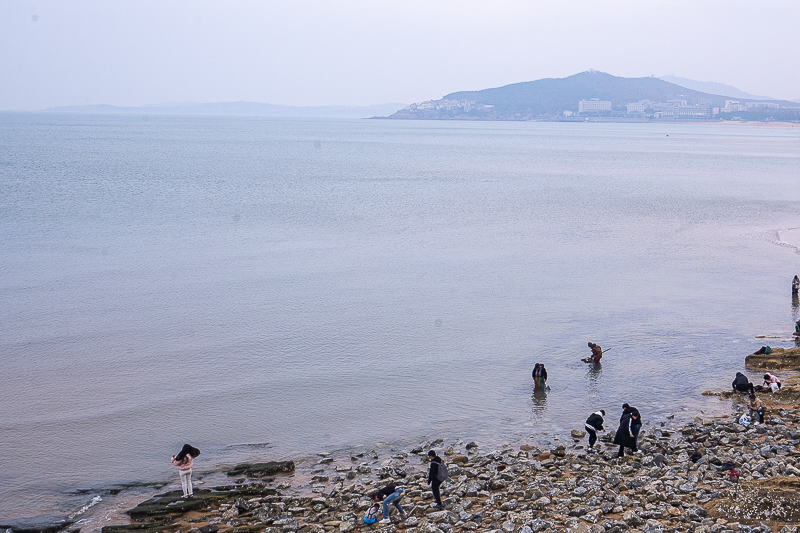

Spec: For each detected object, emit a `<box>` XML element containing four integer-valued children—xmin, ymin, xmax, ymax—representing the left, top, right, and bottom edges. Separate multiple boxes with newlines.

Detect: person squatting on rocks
<box><xmin>614</xmin><ymin>404</ymin><xmax>641</xmax><ymax>457</ymax></box>
<box><xmin>171</xmin><ymin>444</ymin><xmax>200</xmax><ymax>498</ymax></box>
<box><xmin>746</xmin><ymin>393</ymin><xmax>766</xmax><ymax>424</ymax></box>
<box><xmin>584</xmin><ymin>410</ymin><xmax>605</xmax><ymax>453</ymax></box>
<box><xmin>754</xmin><ymin>345</ymin><xmax>772</xmax><ymax>355</ymax></box>
<box><xmin>732</xmin><ymin>372</ymin><xmax>754</xmax><ymax>393</ymax></box>
<box><xmin>763</xmin><ymin>372</ymin><xmax>781</xmax><ymax>393</ymax></box>
<box><xmin>427</xmin><ymin>450</ymin><xmax>446</xmax><ymax>509</ymax></box>
<box><xmin>532</xmin><ymin>363</ymin><xmax>548</xmax><ymax>390</ymax></box>
<box><xmin>373</xmin><ymin>483</ymin><xmax>406</xmax><ymax>524</ymax></box>
<box><xmin>583</xmin><ymin>342</ymin><xmax>603</xmax><ymax>363</ymax></box>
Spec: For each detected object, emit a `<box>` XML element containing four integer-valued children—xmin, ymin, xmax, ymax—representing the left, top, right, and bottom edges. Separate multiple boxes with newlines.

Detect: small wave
<box><xmin>68</xmin><ymin>495</ymin><xmax>102</xmax><ymax>519</ymax></box>
<box><xmin>226</xmin><ymin>442</ymin><xmax>272</xmax><ymax>449</ymax></box>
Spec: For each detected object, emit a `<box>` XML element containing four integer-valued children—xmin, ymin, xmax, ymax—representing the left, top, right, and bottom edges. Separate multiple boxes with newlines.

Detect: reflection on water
<box><xmin>585</xmin><ymin>362</ymin><xmax>603</xmax><ymax>400</ymax></box>
<box><xmin>531</xmin><ymin>387</ymin><xmax>548</xmax><ymax>419</ymax></box>
<box><xmin>792</xmin><ymin>294</ymin><xmax>799</xmax><ymax>321</ymax></box>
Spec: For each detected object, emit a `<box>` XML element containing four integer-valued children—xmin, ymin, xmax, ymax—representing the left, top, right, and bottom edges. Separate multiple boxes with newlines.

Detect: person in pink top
<box><xmin>171</xmin><ymin>444</ymin><xmax>200</xmax><ymax>498</ymax></box>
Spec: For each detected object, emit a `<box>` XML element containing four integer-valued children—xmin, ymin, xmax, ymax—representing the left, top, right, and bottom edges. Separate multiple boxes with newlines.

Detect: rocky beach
<box><xmin>7</xmin><ymin>348</ymin><xmax>800</xmax><ymax>533</ymax></box>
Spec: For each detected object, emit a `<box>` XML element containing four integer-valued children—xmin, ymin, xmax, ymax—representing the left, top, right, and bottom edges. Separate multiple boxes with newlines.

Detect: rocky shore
<box><xmin>7</xmin><ymin>348</ymin><xmax>800</xmax><ymax>533</ymax></box>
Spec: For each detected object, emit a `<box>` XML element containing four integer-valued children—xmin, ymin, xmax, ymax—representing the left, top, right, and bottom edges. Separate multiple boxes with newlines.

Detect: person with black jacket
<box><xmin>584</xmin><ymin>410</ymin><xmax>605</xmax><ymax>452</ymax></box>
<box><xmin>372</xmin><ymin>483</ymin><xmax>406</xmax><ymax>523</ymax></box>
<box><xmin>427</xmin><ymin>450</ymin><xmax>445</xmax><ymax>509</ymax></box>
<box><xmin>732</xmin><ymin>372</ymin><xmax>754</xmax><ymax>393</ymax></box>
<box><xmin>613</xmin><ymin>407</ymin><xmax>638</xmax><ymax>457</ymax></box>
<box><xmin>532</xmin><ymin>363</ymin><xmax>548</xmax><ymax>390</ymax></box>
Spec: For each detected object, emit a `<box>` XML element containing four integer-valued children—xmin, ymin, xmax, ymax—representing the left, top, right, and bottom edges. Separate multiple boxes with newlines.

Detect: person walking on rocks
<box><xmin>171</xmin><ymin>444</ymin><xmax>200</xmax><ymax>498</ymax></box>
<box><xmin>584</xmin><ymin>410</ymin><xmax>605</xmax><ymax>452</ymax></box>
<box><xmin>373</xmin><ymin>483</ymin><xmax>406</xmax><ymax>524</ymax></box>
<box><xmin>427</xmin><ymin>450</ymin><xmax>446</xmax><ymax>509</ymax></box>
<box><xmin>613</xmin><ymin>404</ymin><xmax>639</xmax><ymax>457</ymax></box>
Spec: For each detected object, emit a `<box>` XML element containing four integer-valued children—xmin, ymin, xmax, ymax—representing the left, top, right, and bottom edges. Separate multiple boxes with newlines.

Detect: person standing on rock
<box><xmin>427</xmin><ymin>450</ymin><xmax>446</xmax><ymax>509</ymax></box>
<box><xmin>373</xmin><ymin>483</ymin><xmax>406</xmax><ymax>524</ymax></box>
<box><xmin>583</xmin><ymin>342</ymin><xmax>603</xmax><ymax>364</ymax></box>
<box><xmin>626</xmin><ymin>404</ymin><xmax>642</xmax><ymax>445</ymax></box>
<box><xmin>584</xmin><ymin>410</ymin><xmax>606</xmax><ymax>452</ymax></box>
<box><xmin>613</xmin><ymin>404</ymin><xmax>639</xmax><ymax>457</ymax></box>
<box><xmin>171</xmin><ymin>444</ymin><xmax>200</xmax><ymax>498</ymax></box>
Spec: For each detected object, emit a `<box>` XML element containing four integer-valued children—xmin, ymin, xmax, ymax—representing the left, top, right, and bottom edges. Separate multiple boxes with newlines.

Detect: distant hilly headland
<box><xmin>384</xmin><ymin>70</ymin><xmax>800</xmax><ymax>123</ymax></box>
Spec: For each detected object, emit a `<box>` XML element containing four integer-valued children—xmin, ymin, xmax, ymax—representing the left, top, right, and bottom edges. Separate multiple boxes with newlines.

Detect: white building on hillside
<box><xmin>578</xmin><ymin>99</ymin><xmax>612</xmax><ymax>113</ymax></box>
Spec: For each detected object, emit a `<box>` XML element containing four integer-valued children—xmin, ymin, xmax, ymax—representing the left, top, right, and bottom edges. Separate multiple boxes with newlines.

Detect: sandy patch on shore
<box><xmin>779</xmin><ymin>228</ymin><xmax>800</xmax><ymax>249</ymax></box>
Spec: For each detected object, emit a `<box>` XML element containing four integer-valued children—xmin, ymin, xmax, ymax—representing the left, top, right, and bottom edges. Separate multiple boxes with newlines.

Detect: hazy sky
<box><xmin>2</xmin><ymin>0</ymin><xmax>799</xmax><ymax>110</ymax></box>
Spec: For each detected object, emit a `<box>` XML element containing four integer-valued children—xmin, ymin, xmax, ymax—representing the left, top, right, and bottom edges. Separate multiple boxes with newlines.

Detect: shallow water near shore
<box><xmin>1</xmin><ymin>114</ymin><xmax>799</xmax><ymax>523</ymax></box>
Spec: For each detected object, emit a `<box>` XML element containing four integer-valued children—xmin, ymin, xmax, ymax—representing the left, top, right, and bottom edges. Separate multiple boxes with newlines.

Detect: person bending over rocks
<box><xmin>746</xmin><ymin>393</ymin><xmax>766</xmax><ymax>424</ymax></box>
<box><xmin>763</xmin><ymin>372</ymin><xmax>781</xmax><ymax>393</ymax></box>
<box><xmin>373</xmin><ymin>484</ymin><xmax>406</xmax><ymax>524</ymax></box>
<box><xmin>732</xmin><ymin>372</ymin><xmax>754</xmax><ymax>393</ymax></box>
<box><xmin>584</xmin><ymin>410</ymin><xmax>605</xmax><ymax>452</ymax></box>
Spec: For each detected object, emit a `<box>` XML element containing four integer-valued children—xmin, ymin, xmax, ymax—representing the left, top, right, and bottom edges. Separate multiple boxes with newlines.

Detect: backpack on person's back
<box><xmin>435</xmin><ymin>461</ymin><xmax>449</xmax><ymax>482</ymax></box>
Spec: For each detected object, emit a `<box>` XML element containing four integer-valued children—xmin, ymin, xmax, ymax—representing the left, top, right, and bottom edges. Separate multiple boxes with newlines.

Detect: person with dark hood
<box><xmin>584</xmin><ymin>410</ymin><xmax>605</xmax><ymax>452</ymax></box>
<box><xmin>171</xmin><ymin>444</ymin><xmax>200</xmax><ymax>498</ymax></box>
<box><xmin>732</xmin><ymin>372</ymin><xmax>754</xmax><ymax>393</ymax></box>
<box><xmin>427</xmin><ymin>450</ymin><xmax>446</xmax><ymax>509</ymax></box>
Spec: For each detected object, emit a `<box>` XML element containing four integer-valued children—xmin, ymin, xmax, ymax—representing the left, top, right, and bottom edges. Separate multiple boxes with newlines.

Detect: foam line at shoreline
<box><xmin>778</xmin><ymin>227</ymin><xmax>800</xmax><ymax>250</ymax></box>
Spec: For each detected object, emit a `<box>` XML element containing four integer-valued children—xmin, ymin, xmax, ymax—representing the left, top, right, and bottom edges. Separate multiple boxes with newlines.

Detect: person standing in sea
<box><xmin>583</xmin><ymin>342</ymin><xmax>603</xmax><ymax>364</ymax></box>
<box><xmin>171</xmin><ymin>444</ymin><xmax>200</xmax><ymax>498</ymax></box>
<box><xmin>532</xmin><ymin>363</ymin><xmax>548</xmax><ymax>390</ymax></box>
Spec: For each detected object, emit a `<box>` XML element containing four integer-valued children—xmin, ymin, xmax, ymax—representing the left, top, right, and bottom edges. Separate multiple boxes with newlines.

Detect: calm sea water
<box><xmin>1</xmin><ymin>114</ymin><xmax>799</xmax><ymax>523</ymax></box>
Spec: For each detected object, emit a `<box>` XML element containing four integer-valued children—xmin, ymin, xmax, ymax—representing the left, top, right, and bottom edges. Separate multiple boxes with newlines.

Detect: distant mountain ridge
<box><xmin>658</xmin><ymin>75</ymin><xmax>776</xmax><ymax>101</ymax></box>
<box><xmin>42</xmin><ymin>101</ymin><xmax>407</xmax><ymax>119</ymax></box>
<box><xmin>386</xmin><ymin>71</ymin><xmax>798</xmax><ymax>121</ymax></box>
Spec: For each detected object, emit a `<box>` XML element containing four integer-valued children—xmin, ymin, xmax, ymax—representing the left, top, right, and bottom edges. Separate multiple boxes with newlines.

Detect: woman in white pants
<box><xmin>171</xmin><ymin>444</ymin><xmax>200</xmax><ymax>498</ymax></box>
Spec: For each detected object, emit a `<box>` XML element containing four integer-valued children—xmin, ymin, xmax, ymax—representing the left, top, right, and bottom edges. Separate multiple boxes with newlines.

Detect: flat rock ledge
<box><xmin>97</xmin><ymin>410</ymin><xmax>800</xmax><ymax>533</ymax></box>
<box><xmin>746</xmin><ymin>347</ymin><xmax>800</xmax><ymax>370</ymax></box>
